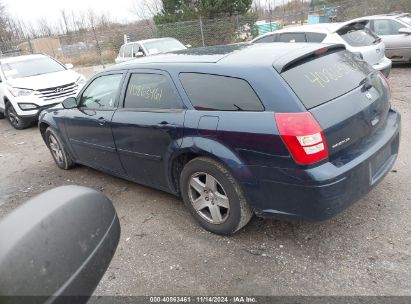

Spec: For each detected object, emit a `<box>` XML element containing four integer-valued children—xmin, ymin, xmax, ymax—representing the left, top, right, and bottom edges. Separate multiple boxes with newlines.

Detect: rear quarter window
<box><xmin>254</xmin><ymin>35</ymin><xmax>275</xmax><ymax>43</ymax></box>
<box><xmin>281</xmin><ymin>50</ymin><xmax>374</xmax><ymax>109</ymax></box>
<box><xmin>306</xmin><ymin>32</ymin><xmax>327</xmax><ymax>42</ymax></box>
<box><xmin>337</xmin><ymin>24</ymin><xmax>379</xmax><ymax>46</ymax></box>
<box><xmin>279</xmin><ymin>33</ymin><xmax>306</xmax><ymax>43</ymax></box>
<box><xmin>179</xmin><ymin>73</ymin><xmax>264</xmax><ymax>111</ymax></box>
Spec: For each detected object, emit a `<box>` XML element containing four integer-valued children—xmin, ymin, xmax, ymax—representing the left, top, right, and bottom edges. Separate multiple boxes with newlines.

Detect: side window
<box><xmin>306</xmin><ymin>32</ymin><xmax>327</xmax><ymax>42</ymax></box>
<box><xmin>180</xmin><ymin>73</ymin><xmax>264</xmax><ymax>111</ymax></box>
<box><xmin>390</xmin><ymin>20</ymin><xmax>404</xmax><ymax>34</ymax></box>
<box><xmin>254</xmin><ymin>35</ymin><xmax>275</xmax><ymax>43</ymax></box>
<box><xmin>118</xmin><ymin>45</ymin><xmax>125</xmax><ymax>57</ymax></box>
<box><xmin>80</xmin><ymin>74</ymin><xmax>123</xmax><ymax>110</ymax></box>
<box><xmin>132</xmin><ymin>44</ymin><xmax>140</xmax><ymax>57</ymax></box>
<box><xmin>279</xmin><ymin>33</ymin><xmax>306</xmax><ymax>43</ymax></box>
<box><xmin>124</xmin><ymin>73</ymin><xmax>182</xmax><ymax>110</ymax></box>
<box><xmin>124</xmin><ymin>44</ymin><xmax>132</xmax><ymax>58</ymax></box>
<box><xmin>374</xmin><ymin>19</ymin><xmax>403</xmax><ymax>35</ymax></box>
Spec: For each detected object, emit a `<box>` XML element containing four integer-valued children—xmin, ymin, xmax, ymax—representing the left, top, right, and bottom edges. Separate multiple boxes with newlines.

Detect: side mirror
<box><xmin>134</xmin><ymin>51</ymin><xmax>144</xmax><ymax>58</ymax></box>
<box><xmin>0</xmin><ymin>186</ymin><xmax>120</xmax><ymax>302</ymax></box>
<box><xmin>186</xmin><ymin>44</ymin><xmax>192</xmax><ymax>48</ymax></box>
<box><xmin>398</xmin><ymin>27</ymin><xmax>411</xmax><ymax>35</ymax></box>
<box><xmin>62</xmin><ymin>97</ymin><xmax>77</xmax><ymax>109</ymax></box>
<box><xmin>65</xmin><ymin>63</ymin><xmax>74</xmax><ymax>69</ymax></box>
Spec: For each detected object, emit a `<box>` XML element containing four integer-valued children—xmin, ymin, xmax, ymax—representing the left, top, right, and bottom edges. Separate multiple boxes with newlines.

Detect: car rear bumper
<box><xmin>244</xmin><ymin>109</ymin><xmax>401</xmax><ymax>221</ymax></box>
<box><xmin>372</xmin><ymin>56</ymin><xmax>392</xmax><ymax>77</ymax></box>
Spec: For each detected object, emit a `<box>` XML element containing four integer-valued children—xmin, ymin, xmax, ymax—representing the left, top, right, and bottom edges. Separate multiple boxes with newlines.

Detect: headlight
<box><xmin>8</xmin><ymin>87</ymin><xmax>33</xmax><ymax>97</ymax></box>
<box><xmin>76</xmin><ymin>75</ymin><xmax>87</xmax><ymax>86</ymax></box>
<box><xmin>18</xmin><ymin>103</ymin><xmax>38</xmax><ymax>110</ymax></box>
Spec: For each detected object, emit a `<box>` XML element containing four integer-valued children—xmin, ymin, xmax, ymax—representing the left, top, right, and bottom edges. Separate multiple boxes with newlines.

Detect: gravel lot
<box><xmin>0</xmin><ymin>64</ymin><xmax>410</xmax><ymax>296</ymax></box>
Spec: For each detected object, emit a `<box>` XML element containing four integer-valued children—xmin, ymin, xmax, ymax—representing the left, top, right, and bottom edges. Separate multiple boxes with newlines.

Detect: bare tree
<box><xmin>37</xmin><ymin>17</ymin><xmax>55</xmax><ymax>36</ymax></box>
<box><xmin>60</xmin><ymin>9</ymin><xmax>70</xmax><ymax>34</ymax></box>
<box><xmin>131</xmin><ymin>0</ymin><xmax>162</xmax><ymax>35</ymax></box>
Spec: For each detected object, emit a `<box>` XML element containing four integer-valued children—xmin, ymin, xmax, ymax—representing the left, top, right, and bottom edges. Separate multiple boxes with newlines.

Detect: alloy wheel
<box><xmin>188</xmin><ymin>172</ymin><xmax>230</xmax><ymax>224</ymax></box>
<box><xmin>7</xmin><ymin>106</ymin><xmax>20</xmax><ymax>127</ymax></box>
<box><xmin>48</xmin><ymin>134</ymin><xmax>64</xmax><ymax>165</ymax></box>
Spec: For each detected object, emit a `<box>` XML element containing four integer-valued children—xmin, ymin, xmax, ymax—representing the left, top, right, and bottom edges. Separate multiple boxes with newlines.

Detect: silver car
<box><xmin>115</xmin><ymin>37</ymin><xmax>187</xmax><ymax>64</ymax></box>
<box><xmin>350</xmin><ymin>13</ymin><xmax>411</xmax><ymax>61</ymax></box>
<box><xmin>252</xmin><ymin>21</ymin><xmax>392</xmax><ymax>76</ymax></box>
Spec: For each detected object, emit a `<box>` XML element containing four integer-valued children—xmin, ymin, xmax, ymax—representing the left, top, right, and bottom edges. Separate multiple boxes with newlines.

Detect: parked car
<box><xmin>252</xmin><ymin>21</ymin><xmax>392</xmax><ymax>77</ymax></box>
<box><xmin>115</xmin><ymin>37</ymin><xmax>187</xmax><ymax>64</ymax></box>
<box><xmin>39</xmin><ymin>43</ymin><xmax>400</xmax><ymax>235</ymax></box>
<box><xmin>0</xmin><ymin>54</ymin><xmax>86</xmax><ymax>129</ymax></box>
<box><xmin>349</xmin><ymin>12</ymin><xmax>411</xmax><ymax>61</ymax></box>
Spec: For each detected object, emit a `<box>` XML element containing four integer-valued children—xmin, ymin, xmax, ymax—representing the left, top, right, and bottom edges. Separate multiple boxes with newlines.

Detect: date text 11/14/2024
<box><xmin>149</xmin><ymin>296</ymin><xmax>258</xmax><ymax>303</ymax></box>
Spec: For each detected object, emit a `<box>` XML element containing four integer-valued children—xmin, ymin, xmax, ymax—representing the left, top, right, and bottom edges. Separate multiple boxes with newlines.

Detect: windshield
<box><xmin>398</xmin><ymin>15</ymin><xmax>411</xmax><ymax>26</ymax></box>
<box><xmin>1</xmin><ymin>57</ymin><xmax>66</xmax><ymax>79</ymax></box>
<box><xmin>337</xmin><ymin>23</ymin><xmax>380</xmax><ymax>47</ymax></box>
<box><xmin>143</xmin><ymin>39</ymin><xmax>186</xmax><ymax>55</ymax></box>
<box><xmin>281</xmin><ymin>50</ymin><xmax>373</xmax><ymax>109</ymax></box>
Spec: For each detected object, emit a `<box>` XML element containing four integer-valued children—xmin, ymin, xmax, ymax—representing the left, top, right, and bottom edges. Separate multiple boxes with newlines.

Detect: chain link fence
<box><xmin>0</xmin><ymin>0</ymin><xmax>408</xmax><ymax>67</ymax></box>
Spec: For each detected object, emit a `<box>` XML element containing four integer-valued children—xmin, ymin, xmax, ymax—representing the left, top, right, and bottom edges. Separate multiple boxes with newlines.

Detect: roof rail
<box><xmin>386</xmin><ymin>11</ymin><xmax>405</xmax><ymax>16</ymax></box>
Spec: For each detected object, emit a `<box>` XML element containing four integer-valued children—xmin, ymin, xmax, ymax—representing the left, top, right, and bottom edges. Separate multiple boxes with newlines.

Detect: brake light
<box><xmin>378</xmin><ymin>71</ymin><xmax>391</xmax><ymax>100</ymax></box>
<box><xmin>275</xmin><ymin>112</ymin><xmax>329</xmax><ymax>165</ymax></box>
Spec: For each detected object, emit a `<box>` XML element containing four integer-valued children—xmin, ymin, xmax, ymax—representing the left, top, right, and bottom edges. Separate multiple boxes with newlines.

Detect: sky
<box><xmin>3</xmin><ymin>0</ymin><xmax>140</xmax><ymax>25</ymax></box>
<box><xmin>3</xmin><ymin>0</ymin><xmax>288</xmax><ymax>27</ymax></box>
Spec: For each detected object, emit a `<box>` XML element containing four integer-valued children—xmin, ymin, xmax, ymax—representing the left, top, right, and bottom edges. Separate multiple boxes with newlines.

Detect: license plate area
<box><xmin>370</xmin><ymin>145</ymin><xmax>391</xmax><ymax>185</ymax></box>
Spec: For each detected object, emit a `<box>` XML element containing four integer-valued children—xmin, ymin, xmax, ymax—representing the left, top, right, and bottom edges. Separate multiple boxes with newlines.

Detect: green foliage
<box><xmin>154</xmin><ymin>0</ymin><xmax>253</xmax><ymax>24</ymax></box>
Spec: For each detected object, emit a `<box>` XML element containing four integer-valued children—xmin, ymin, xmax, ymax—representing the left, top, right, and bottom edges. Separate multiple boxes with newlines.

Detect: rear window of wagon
<box><xmin>179</xmin><ymin>73</ymin><xmax>264</xmax><ymax>111</ymax></box>
<box><xmin>281</xmin><ymin>50</ymin><xmax>373</xmax><ymax>109</ymax></box>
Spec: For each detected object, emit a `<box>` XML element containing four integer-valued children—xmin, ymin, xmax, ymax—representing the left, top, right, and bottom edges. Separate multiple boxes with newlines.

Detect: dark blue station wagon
<box><xmin>39</xmin><ymin>43</ymin><xmax>401</xmax><ymax>235</ymax></box>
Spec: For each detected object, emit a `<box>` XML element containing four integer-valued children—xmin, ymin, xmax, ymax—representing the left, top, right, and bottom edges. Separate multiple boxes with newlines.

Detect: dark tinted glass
<box><xmin>254</xmin><ymin>35</ymin><xmax>275</xmax><ymax>43</ymax></box>
<box><xmin>337</xmin><ymin>24</ymin><xmax>378</xmax><ymax>46</ymax></box>
<box><xmin>180</xmin><ymin>73</ymin><xmax>264</xmax><ymax>111</ymax></box>
<box><xmin>281</xmin><ymin>50</ymin><xmax>374</xmax><ymax>109</ymax></box>
<box><xmin>124</xmin><ymin>74</ymin><xmax>182</xmax><ymax>110</ymax></box>
<box><xmin>80</xmin><ymin>74</ymin><xmax>123</xmax><ymax>109</ymax></box>
<box><xmin>279</xmin><ymin>33</ymin><xmax>306</xmax><ymax>42</ymax></box>
<box><xmin>306</xmin><ymin>32</ymin><xmax>327</xmax><ymax>42</ymax></box>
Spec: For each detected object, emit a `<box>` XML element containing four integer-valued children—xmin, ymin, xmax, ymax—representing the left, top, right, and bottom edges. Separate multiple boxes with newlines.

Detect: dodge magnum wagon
<box><xmin>38</xmin><ymin>43</ymin><xmax>401</xmax><ymax>235</ymax></box>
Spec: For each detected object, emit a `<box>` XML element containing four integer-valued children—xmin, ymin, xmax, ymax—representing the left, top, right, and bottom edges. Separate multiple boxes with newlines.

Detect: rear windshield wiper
<box><xmin>233</xmin><ymin>104</ymin><xmax>244</xmax><ymax>111</ymax></box>
<box><xmin>373</xmin><ymin>37</ymin><xmax>382</xmax><ymax>44</ymax></box>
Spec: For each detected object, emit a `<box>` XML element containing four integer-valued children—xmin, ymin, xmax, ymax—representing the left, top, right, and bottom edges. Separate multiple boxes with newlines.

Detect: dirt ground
<box><xmin>0</xmin><ymin>64</ymin><xmax>410</xmax><ymax>296</ymax></box>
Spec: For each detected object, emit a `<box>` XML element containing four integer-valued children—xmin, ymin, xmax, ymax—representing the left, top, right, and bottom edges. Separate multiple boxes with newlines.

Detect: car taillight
<box><xmin>378</xmin><ymin>71</ymin><xmax>391</xmax><ymax>100</ymax></box>
<box><xmin>275</xmin><ymin>112</ymin><xmax>329</xmax><ymax>165</ymax></box>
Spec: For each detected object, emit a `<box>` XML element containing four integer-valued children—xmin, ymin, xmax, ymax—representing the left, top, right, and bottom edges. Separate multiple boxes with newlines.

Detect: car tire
<box><xmin>0</xmin><ymin>110</ymin><xmax>4</xmax><ymax>119</ymax></box>
<box><xmin>45</xmin><ymin>127</ymin><xmax>74</xmax><ymax>170</ymax></box>
<box><xmin>5</xmin><ymin>103</ymin><xmax>31</xmax><ymax>130</ymax></box>
<box><xmin>180</xmin><ymin>157</ymin><xmax>253</xmax><ymax>235</ymax></box>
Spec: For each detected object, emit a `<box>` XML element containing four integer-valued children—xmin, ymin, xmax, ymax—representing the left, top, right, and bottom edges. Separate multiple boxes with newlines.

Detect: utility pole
<box><xmin>268</xmin><ymin>0</ymin><xmax>273</xmax><ymax>31</ymax></box>
<box><xmin>301</xmin><ymin>0</ymin><xmax>304</xmax><ymax>25</ymax></box>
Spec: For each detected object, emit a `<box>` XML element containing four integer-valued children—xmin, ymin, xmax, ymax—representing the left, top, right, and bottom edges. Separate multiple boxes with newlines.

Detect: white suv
<box><xmin>252</xmin><ymin>20</ymin><xmax>392</xmax><ymax>77</ymax></box>
<box><xmin>0</xmin><ymin>54</ymin><xmax>86</xmax><ymax>129</ymax></box>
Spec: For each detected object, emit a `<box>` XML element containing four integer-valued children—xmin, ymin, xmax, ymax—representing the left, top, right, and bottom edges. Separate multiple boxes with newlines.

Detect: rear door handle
<box><xmin>156</xmin><ymin>121</ymin><xmax>170</xmax><ymax>127</ymax></box>
<box><xmin>98</xmin><ymin>117</ymin><xmax>107</xmax><ymax>126</ymax></box>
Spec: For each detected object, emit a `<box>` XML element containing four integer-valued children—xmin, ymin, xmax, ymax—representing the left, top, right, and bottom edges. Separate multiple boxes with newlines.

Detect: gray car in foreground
<box><xmin>351</xmin><ymin>13</ymin><xmax>411</xmax><ymax>61</ymax></box>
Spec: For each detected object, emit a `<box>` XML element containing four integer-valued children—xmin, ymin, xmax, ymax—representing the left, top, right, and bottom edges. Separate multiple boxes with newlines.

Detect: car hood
<box><xmin>6</xmin><ymin>69</ymin><xmax>81</xmax><ymax>90</ymax></box>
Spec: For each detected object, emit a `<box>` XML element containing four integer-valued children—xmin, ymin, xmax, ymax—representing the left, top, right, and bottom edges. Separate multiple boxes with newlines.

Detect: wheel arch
<box><xmin>168</xmin><ymin>137</ymin><xmax>255</xmax><ymax>194</ymax></box>
<box><xmin>39</xmin><ymin>122</ymin><xmax>51</xmax><ymax>143</ymax></box>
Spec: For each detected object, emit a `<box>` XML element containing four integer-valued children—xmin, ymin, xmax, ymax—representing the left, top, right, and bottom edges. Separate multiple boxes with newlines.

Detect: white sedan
<box><xmin>252</xmin><ymin>20</ymin><xmax>392</xmax><ymax>77</ymax></box>
<box><xmin>115</xmin><ymin>37</ymin><xmax>187</xmax><ymax>64</ymax></box>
